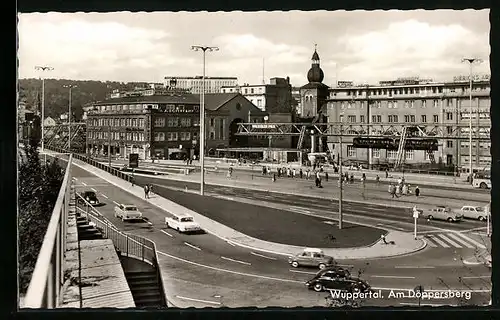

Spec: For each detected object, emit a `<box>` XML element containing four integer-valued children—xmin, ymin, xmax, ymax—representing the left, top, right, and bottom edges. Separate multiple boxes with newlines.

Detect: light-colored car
<box><xmin>114</xmin><ymin>204</ymin><xmax>143</xmax><ymax>221</ymax></box>
<box><xmin>457</xmin><ymin>205</ymin><xmax>489</xmax><ymax>221</ymax></box>
<box><xmin>165</xmin><ymin>214</ymin><xmax>202</xmax><ymax>233</ymax></box>
<box><xmin>288</xmin><ymin>248</ymin><xmax>336</xmax><ymax>270</ymax></box>
<box><xmin>425</xmin><ymin>206</ymin><xmax>462</xmax><ymax>222</ymax></box>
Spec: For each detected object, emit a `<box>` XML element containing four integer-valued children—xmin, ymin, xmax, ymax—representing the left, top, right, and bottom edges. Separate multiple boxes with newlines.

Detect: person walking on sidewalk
<box><xmin>272</xmin><ymin>173</ymin><xmax>276</xmax><ymax>182</ymax></box>
<box><xmin>144</xmin><ymin>185</ymin><xmax>149</xmax><ymax>199</ymax></box>
<box><xmin>376</xmin><ymin>175</ymin><xmax>380</xmax><ymax>184</ymax></box>
<box><xmin>385</xmin><ymin>169</ymin><xmax>389</xmax><ymax>179</ymax></box>
<box><xmin>287</xmin><ymin>167</ymin><xmax>291</xmax><ymax>178</ymax></box>
<box><xmin>292</xmin><ymin>168</ymin><xmax>296</xmax><ymax>178</ymax></box>
<box><xmin>306</xmin><ymin>169</ymin><xmax>311</xmax><ymax>180</ymax></box>
<box><xmin>299</xmin><ymin>168</ymin><xmax>303</xmax><ymax>179</ymax></box>
<box><xmin>415</xmin><ymin>186</ymin><xmax>420</xmax><ymax>197</ymax></box>
<box><xmin>325</xmin><ymin>171</ymin><xmax>329</xmax><ymax>182</ymax></box>
<box><xmin>316</xmin><ymin>171</ymin><xmax>323</xmax><ymax>188</ymax></box>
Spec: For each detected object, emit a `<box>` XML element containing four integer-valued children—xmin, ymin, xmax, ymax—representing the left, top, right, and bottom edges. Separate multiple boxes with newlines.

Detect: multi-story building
<box><xmin>85</xmin><ymin>92</ymin><xmax>267</xmax><ymax>160</ymax></box>
<box><xmin>163</xmin><ymin>76</ymin><xmax>238</xmax><ymax>94</ymax></box>
<box><xmin>326</xmin><ymin>76</ymin><xmax>491</xmax><ymax>169</ymax></box>
<box><xmin>220</xmin><ymin>77</ymin><xmax>293</xmax><ymax>114</ymax></box>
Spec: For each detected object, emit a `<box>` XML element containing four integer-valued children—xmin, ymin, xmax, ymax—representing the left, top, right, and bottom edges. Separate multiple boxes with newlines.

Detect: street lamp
<box><xmin>63</xmin><ymin>84</ymin><xmax>77</xmax><ymax>151</ymax></box>
<box><xmin>34</xmin><ymin>65</ymin><xmax>54</xmax><ymax>152</ymax></box>
<box><xmin>461</xmin><ymin>58</ymin><xmax>483</xmax><ymax>183</ymax></box>
<box><xmin>191</xmin><ymin>45</ymin><xmax>219</xmax><ymax>196</ymax></box>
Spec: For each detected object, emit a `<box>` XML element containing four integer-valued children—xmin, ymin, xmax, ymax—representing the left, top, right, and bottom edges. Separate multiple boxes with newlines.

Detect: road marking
<box><xmin>101</xmin><ymin>194</ymin><xmax>108</xmax><ymax>199</ymax></box>
<box><xmin>395</xmin><ymin>266</ymin><xmax>435</xmax><ymax>269</ymax></box>
<box><xmin>91</xmin><ymin>188</ymin><xmax>97</xmax><ymax>192</ymax></box>
<box><xmin>371</xmin><ymin>275</ymin><xmax>415</xmax><ymax>279</ymax></box>
<box><xmin>449</xmin><ymin>232</ymin><xmax>486</xmax><ymax>249</ymax></box>
<box><xmin>461</xmin><ymin>276</ymin><xmax>490</xmax><ymax>279</ymax></box>
<box><xmin>437</xmin><ymin>234</ymin><xmax>463</xmax><ymax>248</ymax></box>
<box><xmin>81</xmin><ymin>182</ymin><xmax>87</xmax><ymax>186</ymax></box>
<box><xmin>214</xmin><ymin>195</ymin><xmax>235</xmax><ymax>201</ymax></box>
<box><xmin>175</xmin><ymin>295</ymin><xmax>221</xmax><ymax>305</ymax></box>
<box><xmin>376</xmin><ymin>223</ymin><xmax>408</xmax><ymax>232</ymax></box>
<box><xmin>289</xmin><ymin>206</ymin><xmax>312</xmax><ymax>214</ymax></box>
<box><xmin>445</xmin><ymin>232</ymin><xmax>476</xmax><ymax>248</ymax></box>
<box><xmin>427</xmin><ymin>235</ymin><xmax>450</xmax><ymax>248</ymax></box>
<box><xmin>113</xmin><ymin>201</ymin><xmax>120</xmax><ymax>206</ymax></box>
<box><xmin>220</xmin><ymin>256</ymin><xmax>252</xmax><ymax>266</ymax></box>
<box><xmin>460</xmin><ymin>226</ymin><xmax>487</xmax><ymax>233</ymax></box>
<box><xmin>289</xmin><ymin>269</ymin><xmax>317</xmax><ymax>275</ymax></box>
<box><xmin>323</xmin><ymin>221</ymin><xmax>335</xmax><ymax>225</ymax></box>
<box><xmin>161</xmin><ymin>230</ymin><xmax>173</xmax><ymax>237</ymax></box>
<box><xmin>184</xmin><ymin>242</ymin><xmax>201</xmax><ymax>251</ymax></box>
<box><xmin>250</xmin><ymin>252</ymin><xmax>277</xmax><ymax>260</ymax></box>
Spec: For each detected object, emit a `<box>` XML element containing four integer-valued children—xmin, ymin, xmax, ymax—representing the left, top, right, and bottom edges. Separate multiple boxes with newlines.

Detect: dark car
<box><xmin>77</xmin><ymin>191</ymin><xmax>100</xmax><ymax>206</ymax></box>
<box><xmin>306</xmin><ymin>272</ymin><xmax>371</xmax><ymax>293</ymax></box>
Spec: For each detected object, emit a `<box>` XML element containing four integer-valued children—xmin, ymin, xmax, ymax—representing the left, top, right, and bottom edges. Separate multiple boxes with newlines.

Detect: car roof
<box><xmin>123</xmin><ymin>204</ymin><xmax>137</xmax><ymax>207</ymax></box>
<box><xmin>304</xmin><ymin>248</ymin><xmax>323</xmax><ymax>253</ymax></box>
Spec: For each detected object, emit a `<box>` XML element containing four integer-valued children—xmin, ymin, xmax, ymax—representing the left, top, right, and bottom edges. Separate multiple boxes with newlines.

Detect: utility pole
<box><xmin>191</xmin><ymin>45</ymin><xmax>219</xmax><ymax>196</ymax></box>
<box><xmin>462</xmin><ymin>58</ymin><xmax>483</xmax><ymax>183</ymax></box>
<box><xmin>338</xmin><ymin>124</ymin><xmax>343</xmax><ymax>229</ymax></box>
<box><xmin>366</xmin><ymin>84</ymin><xmax>372</xmax><ymax>169</ymax></box>
<box><xmin>34</xmin><ymin>66</ymin><xmax>54</xmax><ymax>152</ymax></box>
<box><xmin>63</xmin><ymin>84</ymin><xmax>77</xmax><ymax>151</ymax></box>
<box><xmin>108</xmin><ymin>124</ymin><xmax>112</xmax><ymax>168</ymax></box>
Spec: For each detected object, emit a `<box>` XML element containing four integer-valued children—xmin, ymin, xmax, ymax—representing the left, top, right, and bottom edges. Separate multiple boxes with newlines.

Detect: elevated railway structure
<box><xmin>42</xmin><ymin>123</ymin><xmax>87</xmax><ymax>153</ymax></box>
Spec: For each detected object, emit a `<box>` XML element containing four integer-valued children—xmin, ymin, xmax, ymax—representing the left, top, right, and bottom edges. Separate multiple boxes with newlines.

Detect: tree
<box><xmin>18</xmin><ymin>136</ymin><xmax>65</xmax><ymax>294</ymax></box>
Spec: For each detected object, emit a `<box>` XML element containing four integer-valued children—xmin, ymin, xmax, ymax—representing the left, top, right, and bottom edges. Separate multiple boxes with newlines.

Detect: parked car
<box><xmin>114</xmin><ymin>204</ymin><xmax>143</xmax><ymax>221</ymax></box>
<box><xmin>165</xmin><ymin>213</ymin><xmax>202</xmax><ymax>233</ymax></box>
<box><xmin>425</xmin><ymin>206</ymin><xmax>462</xmax><ymax>222</ymax></box>
<box><xmin>288</xmin><ymin>248</ymin><xmax>336</xmax><ymax>270</ymax></box>
<box><xmin>457</xmin><ymin>205</ymin><xmax>489</xmax><ymax>221</ymax></box>
<box><xmin>306</xmin><ymin>274</ymin><xmax>372</xmax><ymax>293</ymax></box>
<box><xmin>77</xmin><ymin>191</ymin><xmax>100</xmax><ymax>206</ymax></box>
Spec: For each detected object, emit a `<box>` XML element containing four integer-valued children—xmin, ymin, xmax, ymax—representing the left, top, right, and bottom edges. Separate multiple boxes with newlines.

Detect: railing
<box><xmin>24</xmin><ymin>155</ymin><xmax>73</xmax><ymax>308</ymax></box>
<box><xmin>74</xmin><ymin>195</ymin><xmax>167</xmax><ymax>306</ymax></box>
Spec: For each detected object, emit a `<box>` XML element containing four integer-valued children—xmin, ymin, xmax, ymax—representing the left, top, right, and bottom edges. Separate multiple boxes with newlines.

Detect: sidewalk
<box><xmin>135</xmin><ymin>169</ymin><xmax>488</xmax><ymax>211</ymax></box>
<box><xmin>68</xmin><ymin>154</ymin><xmax>427</xmax><ymax>259</ymax></box>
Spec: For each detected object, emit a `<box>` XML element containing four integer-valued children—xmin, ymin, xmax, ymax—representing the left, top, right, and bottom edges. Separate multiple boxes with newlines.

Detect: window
<box><xmin>180</xmin><ymin>118</ymin><xmax>192</xmax><ymax>127</ymax></box>
<box><xmin>347</xmin><ymin>146</ymin><xmax>356</xmax><ymax>157</ymax></box>
<box><xmin>167</xmin><ymin>132</ymin><xmax>178</xmax><ymax>141</ymax></box>
<box><xmin>447</xmin><ymin>126</ymin><xmax>453</xmax><ymax>134</ymax></box>
<box><xmin>126</xmin><ymin>118</ymin><xmax>131</xmax><ymax>126</ymax></box>
<box><xmin>405</xmin><ymin>150</ymin><xmax>414</xmax><ymax>160</ymax></box>
<box><xmin>388</xmin><ymin>102</ymin><xmax>393</xmax><ymax>109</ymax></box>
<box><xmin>388</xmin><ymin>115</ymin><xmax>398</xmax><ymax>123</ymax></box>
<box><xmin>209</xmin><ymin>132</ymin><xmax>215</xmax><ymax>140</ymax></box>
<box><xmin>433</xmin><ymin>115</ymin><xmax>439</xmax><ymax>123</ymax></box>
<box><xmin>373</xmin><ymin>149</ymin><xmax>380</xmax><ymax>158</ymax></box>
<box><xmin>421</xmin><ymin>115</ymin><xmax>427</xmax><ymax>123</ymax></box>
<box><xmin>377</xmin><ymin>115</ymin><xmax>382</xmax><ymax>123</ymax></box>
<box><xmin>251</xmin><ymin>88</ymin><xmax>254</xmax><ymax>94</ymax></box>
<box><xmin>446</xmin><ymin>112</ymin><xmax>453</xmax><ymax>121</ymax></box>
<box><xmin>155</xmin><ymin>117</ymin><xmax>165</xmax><ymax>127</ymax></box>
<box><xmin>405</xmin><ymin>101</ymin><xmax>409</xmax><ymax>108</ymax></box>
<box><xmin>433</xmin><ymin>100</ymin><xmax>439</xmax><ymax>108</ymax></box>
<box><xmin>410</xmin><ymin>115</ymin><xmax>415</xmax><ymax>122</ymax></box>
<box><xmin>393</xmin><ymin>101</ymin><xmax>398</xmax><ymax>108</ymax></box>
<box><xmin>339</xmin><ymin>115</ymin><xmax>344</xmax><ymax>122</ymax></box>
<box><xmin>139</xmin><ymin>118</ymin><xmax>144</xmax><ymax>127</ymax></box>
<box><xmin>257</xmin><ymin>99</ymin><xmax>262</xmax><ymax>107</ymax></box>
<box><xmin>447</xmin><ymin>141</ymin><xmax>453</xmax><ymax>148</ymax></box>
<box><xmin>168</xmin><ymin>117</ymin><xmax>179</xmax><ymax>127</ymax></box>
<box><xmin>425</xmin><ymin>151</ymin><xmax>435</xmax><ymax>161</ymax></box>
<box><xmin>348</xmin><ymin>115</ymin><xmax>356</xmax><ymax>123</ymax></box>
<box><xmin>372</xmin><ymin>115</ymin><xmax>377</xmax><ymax>123</ymax></box>
<box><xmin>421</xmin><ymin>100</ymin><xmax>426</xmax><ymax>108</ymax></box>
<box><xmin>404</xmin><ymin>115</ymin><xmax>410</xmax><ymax>123</ymax></box>
<box><xmin>210</xmin><ymin>118</ymin><xmax>215</xmax><ymax>126</ymax></box>
<box><xmin>388</xmin><ymin>150</ymin><xmax>398</xmax><ymax>159</ymax></box>
<box><xmin>132</xmin><ymin>118</ymin><xmax>138</xmax><ymax>127</ymax></box>
<box><xmin>114</xmin><ymin>118</ymin><xmax>119</xmax><ymax>126</ymax></box>
<box><xmin>410</xmin><ymin>101</ymin><xmax>414</xmax><ymax>108</ymax></box>
<box><xmin>360</xmin><ymin>115</ymin><xmax>365</xmax><ymax>123</ymax></box>
<box><xmin>180</xmin><ymin>132</ymin><xmax>191</xmax><ymax>141</ymax></box>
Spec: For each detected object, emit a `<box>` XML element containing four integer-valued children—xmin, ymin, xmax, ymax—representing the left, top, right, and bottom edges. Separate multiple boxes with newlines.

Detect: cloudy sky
<box><xmin>18</xmin><ymin>10</ymin><xmax>490</xmax><ymax>87</ymax></box>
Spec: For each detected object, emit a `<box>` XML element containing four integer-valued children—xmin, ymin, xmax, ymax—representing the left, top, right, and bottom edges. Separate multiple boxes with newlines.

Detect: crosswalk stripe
<box><xmin>448</xmin><ymin>232</ymin><xmax>486</xmax><ymax>249</ymax></box>
<box><xmin>427</xmin><ymin>235</ymin><xmax>450</xmax><ymax>247</ymax></box>
<box><xmin>444</xmin><ymin>233</ymin><xmax>476</xmax><ymax>248</ymax></box>
<box><xmin>426</xmin><ymin>239</ymin><xmax>438</xmax><ymax>247</ymax></box>
<box><xmin>437</xmin><ymin>234</ymin><xmax>464</xmax><ymax>248</ymax></box>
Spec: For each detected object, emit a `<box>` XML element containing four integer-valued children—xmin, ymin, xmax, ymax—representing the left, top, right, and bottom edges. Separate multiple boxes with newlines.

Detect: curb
<box><xmin>72</xmin><ymin>158</ymin><xmax>428</xmax><ymax>260</ymax></box>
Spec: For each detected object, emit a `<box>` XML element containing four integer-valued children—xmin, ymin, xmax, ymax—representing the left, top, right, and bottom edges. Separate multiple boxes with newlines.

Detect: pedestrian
<box><xmin>376</xmin><ymin>175</ymin><xmax>380</xmax><ymax>184</ymax></box>
<box><xmin>292</xmin><ymin>168</ymin><xmax>296</xmax><ymax>178</ymax></box>
<box><xmin>390</xmin><ymin>184</ymin><xmax>396</xmax><ymax>198</ymax></box>
<box><xmin>287</xmin><ymin>168</ymin><xmax>291</xmax><ymax>178</ymax></box>
<box><xmin>299</xmin><ymin>168</ymin><xmax>303</xmax><ymax>179</ymax></box>
<box><xmin>227</xmin><ymin>168</ymin><xmax>232</xmax><ymax>179</ymax></box>
<box><xmin>385</xmin><ymin>169</ymin><xmax>389</xmax><ymax>179</ymax></box>
<box><xmin>415</xmin><ymin>186</ymin><xmax>420</xmax><ymax>197</ymax></box>
<box><xmin>306</xmin><ymin>169</ymin><xmax>310</xmax><ymax>180</ymax></box>
<box><xmin>262</xmin><ymin>166</ymin><xmax>266</xmax><ymax>176</ymax></box>
<box><xmin>272</xmin><ymin>173</ymin><xmax>276</xmax><ymax>182</ymax></box>
<box><xmin>316</xmin><ymin>171</ymin><xmax>322</xmax><ymax>188</ymax></box>
<box><xmin>397</xmin><ymin>177</ymin><xmax>402</xmax><ymax>185</ymax></box>
<box><xmin>144</xmin><ymin>185</ymin><xmax>149</xmax><ymax>199</ymax></box>
<box><xmin>395</xmin><ymin>184</ymin><xmax>401</xmax><ymax>196</ymax></box>
<box><xmin>277</xmin><ymin>167</ymin><xmax>281</xmax><ymax>177</ymax></box>
<box><xmin>267</xmin><ymin>166</ymin><xmax>271</xmax><ymax>175</ymax></box>
<box><xmin>149</xmin><ymin>184</ymin><xmax>153</xmax><ymax>197</ymax></box>
<box><xmin>325</xmin><ymin>171</ymin><xmax>329</xmax><ymax>182</ymax></box>
<box><xmin>349</xmin><ymin>174</ymin><xmax>354</xmax><ymax>184</ymax></box>
<box><xmin>402</xmin><ymin>184</ymin><xmax>408</xmax><ymax>195</ymax></box>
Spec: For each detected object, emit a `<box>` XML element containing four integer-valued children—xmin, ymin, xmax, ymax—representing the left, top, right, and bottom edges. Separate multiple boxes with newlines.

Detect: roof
<box><xmin>203</xmin><ymin>93</ymin><xmax>240</xmax><ymax>110</ymax></box>
<box><xmin>301</xmin><ymin>82</ymin><xmax>330</xmax><ymax>90</ymax></box>
<box><xmin>312</xmin><ymin>50</ymin><xmax>320</xmax><ymax>61</ymax></box>
<box><xmin>97</xmin><ymin>94</ymin><xmax>199</xmax><ymax>105</ymax></box>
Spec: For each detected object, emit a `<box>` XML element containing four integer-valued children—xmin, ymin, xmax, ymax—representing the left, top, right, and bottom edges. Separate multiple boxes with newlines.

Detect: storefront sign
<box><xmin>337</xmin><ymin>81</ymin><xmax>354</xmax><ymax>88</ymax></box>
<box><xmin>161</xmin><ymin>104</ymin><xmax>200</xmax><ymax>113</ymax></box>
<box><xmin>453</xmin><ymin>74</ymin><xmax>490</xmax><ymax>82</ymax></box>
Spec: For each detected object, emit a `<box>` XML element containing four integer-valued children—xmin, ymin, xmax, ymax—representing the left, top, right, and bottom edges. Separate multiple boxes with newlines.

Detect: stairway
<box><xmin>76</xmin><ymin>215</ymin><xmax>104</xmax><ymax>240</ymax></box>
<box><xmin>124</xmin><ymin>270</ymin><xmax>164</xmax><ymax>307</ymax></box>
<box><xmin>297</xmin><ymin>126</ymin><xmax>306</xmax><ymax>150</ymax></box>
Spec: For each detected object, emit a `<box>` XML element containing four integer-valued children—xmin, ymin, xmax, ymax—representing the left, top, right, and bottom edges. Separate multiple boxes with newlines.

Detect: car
<box><xmin>424</xmin><ymin>206</ymin><xmax>462</xmax><ymax>222</ymax></box>
<box><xmin>77</xmin><ymin>191</ymin><xmax>100</xmax><ymax>206</ymax></box>
<box><xmin>457</xmin><ymin>205</ymin><xmax>489</xmax><ymax>221</ymax></box>
<box><xmin>114</xmin><ymin>204</ymin><xmax>143</xmax><ymax>221</ymax></box>
<box><xmin>165</xmin><ymin>213</ymin><xmax>202</xmax><ymax>233</ymax></box>
<box><xmin>288</xmin><ymin>248</ymin><xmax>336</xmax><ymax>270</ymax></box>
<box><xmin>306</xmin><ymin>274</ymin><xmax>372</xmax><ymax>293</ymax></box>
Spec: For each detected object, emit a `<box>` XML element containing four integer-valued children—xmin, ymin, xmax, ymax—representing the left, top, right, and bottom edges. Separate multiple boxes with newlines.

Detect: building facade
<box><xmin>326</xmin><ymin>76</ymin><xmax>491</xmax><ymax>169</ymax></box>
<box><xmin>163</xmin><ymin>76</ymin><xmax>238</xmax><ymax>94</ymax></box>
<box><xmin>220</xmin><ymin>77</ymin><xmax>293</xmax><ymax>114</ymax></box>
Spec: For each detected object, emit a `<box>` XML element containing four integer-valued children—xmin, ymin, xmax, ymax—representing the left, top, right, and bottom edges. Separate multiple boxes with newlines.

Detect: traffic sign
<box><xmin>129</xmin><ymin>153</ymin><xmax>139</xmax><ymax>168</ymax></box>
<box><xmin>413</xmin><ymin>211</ymin><xmax>419</xmax><ymax>219</ymax></box>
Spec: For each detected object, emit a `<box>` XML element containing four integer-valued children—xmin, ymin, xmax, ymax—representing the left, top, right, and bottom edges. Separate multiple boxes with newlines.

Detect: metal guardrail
<box><xmin>24</xmin><ymin>155</ymin><xmax>73</xmax><ymax>308</ymax></box>
<box><xmin>74</xmin><ymin>194</ymin><xmax>167</xmax><ymax>306</ymax></box>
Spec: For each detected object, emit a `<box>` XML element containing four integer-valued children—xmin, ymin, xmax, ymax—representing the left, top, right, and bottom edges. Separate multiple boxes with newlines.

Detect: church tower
<box><xmin>300</xmin><ymin>45</ymin><xmax>329</xmax><ymax>118</ymax></box>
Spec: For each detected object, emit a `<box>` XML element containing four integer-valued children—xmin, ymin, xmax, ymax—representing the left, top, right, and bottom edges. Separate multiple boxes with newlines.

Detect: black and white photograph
<box><xmin>17</xmin><ymin>9</ymin><xmax>491</xmax><ymax>309</ymax></box>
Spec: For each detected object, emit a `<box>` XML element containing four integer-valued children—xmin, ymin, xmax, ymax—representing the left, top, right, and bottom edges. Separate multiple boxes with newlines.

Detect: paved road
<box><xmin>133</xmin><ymin>175</ymin><xmax>490</xmax><ymax>242</ymax></box>
<box><xmin>69</xmin><ymin>163</ymin><xmax>491</xmax><ymax>307</ymax></box>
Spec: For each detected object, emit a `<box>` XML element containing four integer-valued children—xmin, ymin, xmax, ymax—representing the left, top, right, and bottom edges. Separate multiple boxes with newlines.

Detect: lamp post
<box><xmin>63</xmin><ymin>84</ymin><xmax>77</xmax><ymax>151</ymax></box>
<box><xmin>338</xmin><ymin>124</ymin><xmax>343</xmax><ymax>229</ymax></box>
<box><xmin>191</xmin><ymin>45</ymin><xmax>219</xmax><ymax>196</ymax></box>
<box><xmin>34</xmin><ymin>65</ymin><xmax>54</xmax><ymax>152</ymax></box>
<box><xmin>462</xmin><ymin>58</ymin><xmax>483</xmax><ymax>183</ymax></box>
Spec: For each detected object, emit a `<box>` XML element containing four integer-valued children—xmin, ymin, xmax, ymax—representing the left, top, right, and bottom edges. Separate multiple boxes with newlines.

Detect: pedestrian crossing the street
<box><xmin>425</xmin><ymin>232</ymin><xmax>486</xmax><ymax>249</ymax></box>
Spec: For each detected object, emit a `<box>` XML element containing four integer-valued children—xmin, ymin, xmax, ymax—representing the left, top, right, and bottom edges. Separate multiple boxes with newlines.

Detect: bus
<box><xmin>472</xmin><ymin>171</ymin><xmax>491</xmax><ymax>189</ymax></box>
